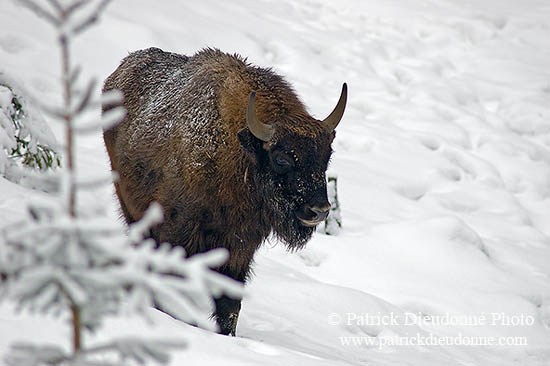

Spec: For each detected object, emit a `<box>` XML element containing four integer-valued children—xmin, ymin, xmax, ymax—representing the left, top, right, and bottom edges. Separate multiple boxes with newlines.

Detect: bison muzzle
<box><xmin>103</xmin><ymin>47</ymin><xmax>347</xmax><ymax>336</ymax></box>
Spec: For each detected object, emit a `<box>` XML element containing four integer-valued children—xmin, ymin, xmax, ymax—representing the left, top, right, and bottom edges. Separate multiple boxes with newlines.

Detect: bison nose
<box><xmin>307</xmin><ymin>204</ymin><xmax>330</xmax><ymax>221</ymax></box>
<box><xmin>297</xmin><ymin>203</ymin><xmax>330</xmax><ymax>227</ymax></box>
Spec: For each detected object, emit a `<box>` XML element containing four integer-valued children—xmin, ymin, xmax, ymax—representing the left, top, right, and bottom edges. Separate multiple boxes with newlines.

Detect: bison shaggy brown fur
<box><xmin>103</xmin><ymin>47</ymin><xmax>346</xmax><ymax>335</ymax></box>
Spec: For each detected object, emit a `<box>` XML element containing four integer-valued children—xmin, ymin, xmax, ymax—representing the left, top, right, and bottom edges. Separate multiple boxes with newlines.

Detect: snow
<box><xmin>1</xmin><ymin>0</ymin><xmax>550</xmax><ymax>365</ymax></box>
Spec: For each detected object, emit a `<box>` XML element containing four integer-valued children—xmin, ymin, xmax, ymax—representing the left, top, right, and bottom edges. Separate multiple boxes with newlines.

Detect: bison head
<box><xmin>238</xmin><ymin>84</ymin><xmax>347</xmax><ymax>249</ymax></box>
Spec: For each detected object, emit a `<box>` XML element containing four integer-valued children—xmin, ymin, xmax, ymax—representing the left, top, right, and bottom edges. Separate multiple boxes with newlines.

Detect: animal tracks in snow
<box><xmin>2</xmin><ymin>0</ymin><xmax>550</xmax><ymax>364</ymax></box>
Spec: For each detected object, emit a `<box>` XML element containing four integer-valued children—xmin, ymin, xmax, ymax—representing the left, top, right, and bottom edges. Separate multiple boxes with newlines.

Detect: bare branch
<box><xmin>17</xmin><ymin>0</ymin><xmax>61</xmax><ymax>26</ymax></box>
<box><xmin>71</xmin><ymin>0</ymin><xmax>112</xmax><ymax>35</ymax></box>
<box><xmin>65</xmin><ymin>0</ymin><xmax>91</xmax><ymax>17</ymax></box>
<box><xmin>73</xmin><ymin>78</ymin><xmax>96</xmax><ymax>114</ymax></box>
<box><xmin>45</xmin><ymin>0</ymin><xmax>63</xmax><ymax>15</ymax></box>
<box><xmin>38</xmin><ymin>103</ymin><xmax>69</xmax><ymax>120</ymax></box>
<box><xmin>69</xmin><ymin>65</ymin><xmax>82</xmax><ymax>86</ymax></box>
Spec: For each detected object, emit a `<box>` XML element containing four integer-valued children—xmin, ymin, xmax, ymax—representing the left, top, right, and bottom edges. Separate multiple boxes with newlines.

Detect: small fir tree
<box><xmin>0</xmin><ymin>1</ymin><xmax>243</xmax><ymax>365</ymax></box>
<box><xmin>0</xmin><ymin>78</ymin><xmax>60</xmax><ymax>179</ymax></box>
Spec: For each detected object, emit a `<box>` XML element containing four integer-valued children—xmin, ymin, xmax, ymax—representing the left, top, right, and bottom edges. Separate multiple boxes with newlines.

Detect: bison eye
<box><xmin>271</xmin><ymin>152</ymin><xmax>293</xmax><ymax>174</ymax></box>
<box><xmin>276</xmin><ymin>155</ymin><xmax>291</xmax><ymax>167</ymax></box>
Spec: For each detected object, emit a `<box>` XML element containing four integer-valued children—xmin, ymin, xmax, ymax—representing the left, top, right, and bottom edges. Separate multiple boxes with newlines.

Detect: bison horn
<box><xmin>322</xmin><ymin>83</ymin><xmax>347</xmax><ymax>131</ymax></box>
<box><xmin>247</xmin><ymin>91</ymin><xmax>274</xmax><ymax>142</ymax></box>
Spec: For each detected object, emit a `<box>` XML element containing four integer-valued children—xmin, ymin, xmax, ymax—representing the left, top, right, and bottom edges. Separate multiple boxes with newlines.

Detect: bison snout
<box><xmin>297</xmin><ymin>203</ymin><xmax>330</xmax><ymax>227</ymax></box>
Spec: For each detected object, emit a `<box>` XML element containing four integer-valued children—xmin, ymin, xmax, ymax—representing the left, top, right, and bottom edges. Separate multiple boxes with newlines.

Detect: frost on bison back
<box><xmin>102</xmin><ymin>47</ymin><xmax>347</xmax><ymax>336</ymax></box>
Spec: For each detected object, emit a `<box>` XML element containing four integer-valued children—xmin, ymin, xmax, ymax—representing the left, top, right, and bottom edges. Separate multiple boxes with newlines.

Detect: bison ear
<box><xmin>238</xmin><ymin>128</ymin><xmax>265</xmax><ymax>159</ymax></box>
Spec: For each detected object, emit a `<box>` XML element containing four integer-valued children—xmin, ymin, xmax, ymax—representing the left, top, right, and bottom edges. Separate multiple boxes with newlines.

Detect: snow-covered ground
<box><xmin>1</xmin><ymin>0</ymin><xmax>550</xmax><ymax>364</ymax></box>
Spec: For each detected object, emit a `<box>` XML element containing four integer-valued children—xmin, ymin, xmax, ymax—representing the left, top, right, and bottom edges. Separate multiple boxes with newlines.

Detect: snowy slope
<box><xmin>1</xmin><ymin>0</ymin><xmax>550</xmax><ymax>365</ymax></box>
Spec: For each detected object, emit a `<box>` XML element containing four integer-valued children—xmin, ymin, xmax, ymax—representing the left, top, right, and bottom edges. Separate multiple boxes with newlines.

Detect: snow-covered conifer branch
<box><xmin>0</xmin><ymin>76</ymin><xmax>60</xmax><ymax>179</ymax></box>
<box><xmin>1</xmin><ymin>2</ymin><xmax>243</xmax><ymax>364</ymax></box>
<box><xmin>5</xmin><ymin>337</ymin><xmax>183</xmax><ymax>366</ymax></box>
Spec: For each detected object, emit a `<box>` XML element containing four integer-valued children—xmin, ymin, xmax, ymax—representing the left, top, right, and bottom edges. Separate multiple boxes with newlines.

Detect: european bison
<box><xmin>103</xmin><ymin>47</ymin><xmax>347</xmax><ymax>335</ymax></box>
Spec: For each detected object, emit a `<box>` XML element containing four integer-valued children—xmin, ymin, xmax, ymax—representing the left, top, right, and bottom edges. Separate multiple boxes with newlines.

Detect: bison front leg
<box><xmin>214</xmin><ymin>295</ymin><xmax>241</xmax><ymax>336</ymax></box>
<box><xmin>158</xmin><ymin>210</ymin><xmax>256</xmax><ymax>336</ymax></box>
<box><xmin>213</xmin><ymin>258</ymin><xmax>253</xmax><ymax>336</ymax></box>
